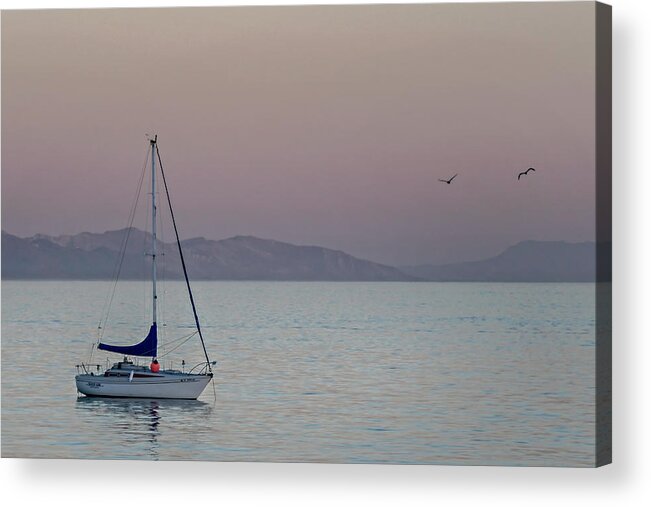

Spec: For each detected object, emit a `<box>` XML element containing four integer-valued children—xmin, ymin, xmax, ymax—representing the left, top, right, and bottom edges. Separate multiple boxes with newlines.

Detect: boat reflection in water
<box><xmin>75</xmin><ymin>397</ymin><xmax>213</xmax><ymax>459</ymax></box>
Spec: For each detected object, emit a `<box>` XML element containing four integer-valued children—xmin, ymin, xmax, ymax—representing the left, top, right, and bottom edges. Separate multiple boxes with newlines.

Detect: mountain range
<box><xmin>401</xmin><ymin>240</ymin><xmax>603</xmax><ymax>282</ymax></box>
<box><xmin>1</xmin><ymin>229</ymin><xmax>602</xmax><ymax>282</ymax></box>
<box><xmin>1</xmin><ymin>229</ymin><xmax>414</xmax><ymax>281</ymax></box>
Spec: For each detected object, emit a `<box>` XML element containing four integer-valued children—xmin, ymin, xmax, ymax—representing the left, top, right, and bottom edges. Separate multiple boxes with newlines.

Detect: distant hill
<box><xmin>1</xmin><ymin>231</ymin><xmax>604</xmax><ymax>282</ymax></box>
<box><xmin>401</xmin><ymin>240</ymin><xmax>603</xmax><ymax>282</ymax></box>
<box><xmin>1</xmin><ymin>229</ymin><xmax>415</xmax><ymax>281</ymax></box>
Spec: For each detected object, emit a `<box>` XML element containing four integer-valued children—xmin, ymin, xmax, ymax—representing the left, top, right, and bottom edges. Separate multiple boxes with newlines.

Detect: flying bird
<box><xmin>518</xmin><ymin>167</ymin><xmax>536</xmax><ymax>180</ymax></box>
<box><xmin>438</xmin><ymin>174</ymin><xmax>458</xmax><ymax>185</ymax></box>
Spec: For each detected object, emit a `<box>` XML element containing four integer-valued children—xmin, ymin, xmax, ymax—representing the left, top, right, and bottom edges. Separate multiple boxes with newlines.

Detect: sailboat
<box><xmin>75</xmin><ymin>136</ymin><xmax>215</xmax><ymax>399</ymax></box>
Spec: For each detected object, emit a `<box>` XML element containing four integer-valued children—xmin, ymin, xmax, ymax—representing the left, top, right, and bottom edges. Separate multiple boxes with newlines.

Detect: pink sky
<box><xmin>1</xmin><ymin>3</ymin><xmax>597</xmax><ymax>265</ymax></box>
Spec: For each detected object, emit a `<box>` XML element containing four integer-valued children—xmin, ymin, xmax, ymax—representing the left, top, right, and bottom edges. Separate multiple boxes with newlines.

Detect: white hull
<box><xmin>76</xmin><ymin>373</ymin><xmax>212</xmax><ymax>400</ymax></box>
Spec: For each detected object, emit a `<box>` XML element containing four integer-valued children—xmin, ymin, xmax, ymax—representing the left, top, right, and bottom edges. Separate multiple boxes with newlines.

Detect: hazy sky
<box><xmin>1</xmin><ymin>3</ymin><xmax>597</xmax><ymax>265</ymax></box>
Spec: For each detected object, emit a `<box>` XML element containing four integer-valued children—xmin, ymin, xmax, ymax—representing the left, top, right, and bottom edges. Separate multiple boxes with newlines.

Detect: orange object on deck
<box><xmin>150</xmin><ymin>360</ymin><xmax>160</xmax><ymax>373</ymax></box>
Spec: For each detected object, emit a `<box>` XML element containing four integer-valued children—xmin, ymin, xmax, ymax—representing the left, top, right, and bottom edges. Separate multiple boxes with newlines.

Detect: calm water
<box><xmin>1</xmin><ymin>281</ymin><xmax>596</xmax><ymax>466</ymax></box>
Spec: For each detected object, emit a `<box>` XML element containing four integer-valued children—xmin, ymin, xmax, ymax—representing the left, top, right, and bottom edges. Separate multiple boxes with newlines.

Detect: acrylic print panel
<box><xmin>0</xmin><ymin>2</ymin><xmax>611</xmax><ymax>466</ymax></box>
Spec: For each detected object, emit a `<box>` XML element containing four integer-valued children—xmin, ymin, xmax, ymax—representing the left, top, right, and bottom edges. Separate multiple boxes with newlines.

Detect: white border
<box><xmin>2</xmin><ymin>1</ymin><xmax>649</xmax><ymax>506</ymax></box>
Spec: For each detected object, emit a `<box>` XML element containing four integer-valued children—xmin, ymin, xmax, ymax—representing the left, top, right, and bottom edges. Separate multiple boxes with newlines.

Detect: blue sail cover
<box><xmin>98</xmin><ymin>323</ymin><xmax>157</xmax><ymax>357</ymax></box>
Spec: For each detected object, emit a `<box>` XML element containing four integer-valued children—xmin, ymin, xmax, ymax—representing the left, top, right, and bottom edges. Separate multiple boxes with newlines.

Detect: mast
<box><xmin>150</xmin><ymin>135</ymin><xmax>158</xmax><ymax>329</ymax></box>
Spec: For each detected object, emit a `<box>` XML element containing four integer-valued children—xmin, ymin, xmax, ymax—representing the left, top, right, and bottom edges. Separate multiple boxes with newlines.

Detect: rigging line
<box><xmin>143</xmin><ymin>169</ymin><xmax>151</xmax><ymax>334</ymax></box>
<box><xmin>156</xmin><ymin>144</ymin><xmax>213</xmax><ymax>374</ymax></box>
<box><xmin>88</xmin><ymin>342</ymin><xmax>96</xmax><ymax>365</ymax></box>
<box><xmin>158</xmin><ymin>199</ymin><xmax>166</xmax><ymax>348</ymax></box>
<box><xmin>155</xmin><ymin>329</ymin><xmax>198</xmax><ymax>347</ymax></box>
<box><xmin>100</xmin><ymin>146</ymin><xmax>149</xmax><ymax>339</ymax></box>
<box><xmin>98</xmin><ymin>145</ymin><xmax>150</xmax><ymax>341</ymax></box>
<box><xmin>156</xmin><ymin>331</ymin><xmax>198</xmax><ymax>359</ymax></box>
<box><xmin>151</xmin><ymin>329</ymin><xmax>197</xmax><ymax>359</ymax></box>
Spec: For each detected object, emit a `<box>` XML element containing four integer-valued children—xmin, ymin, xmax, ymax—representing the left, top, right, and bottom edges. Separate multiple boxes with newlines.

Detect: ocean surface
<box><xmin>1</xmin><ymin>281</ymin><xmax>596</xmax><ymax>466</ymax></box>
